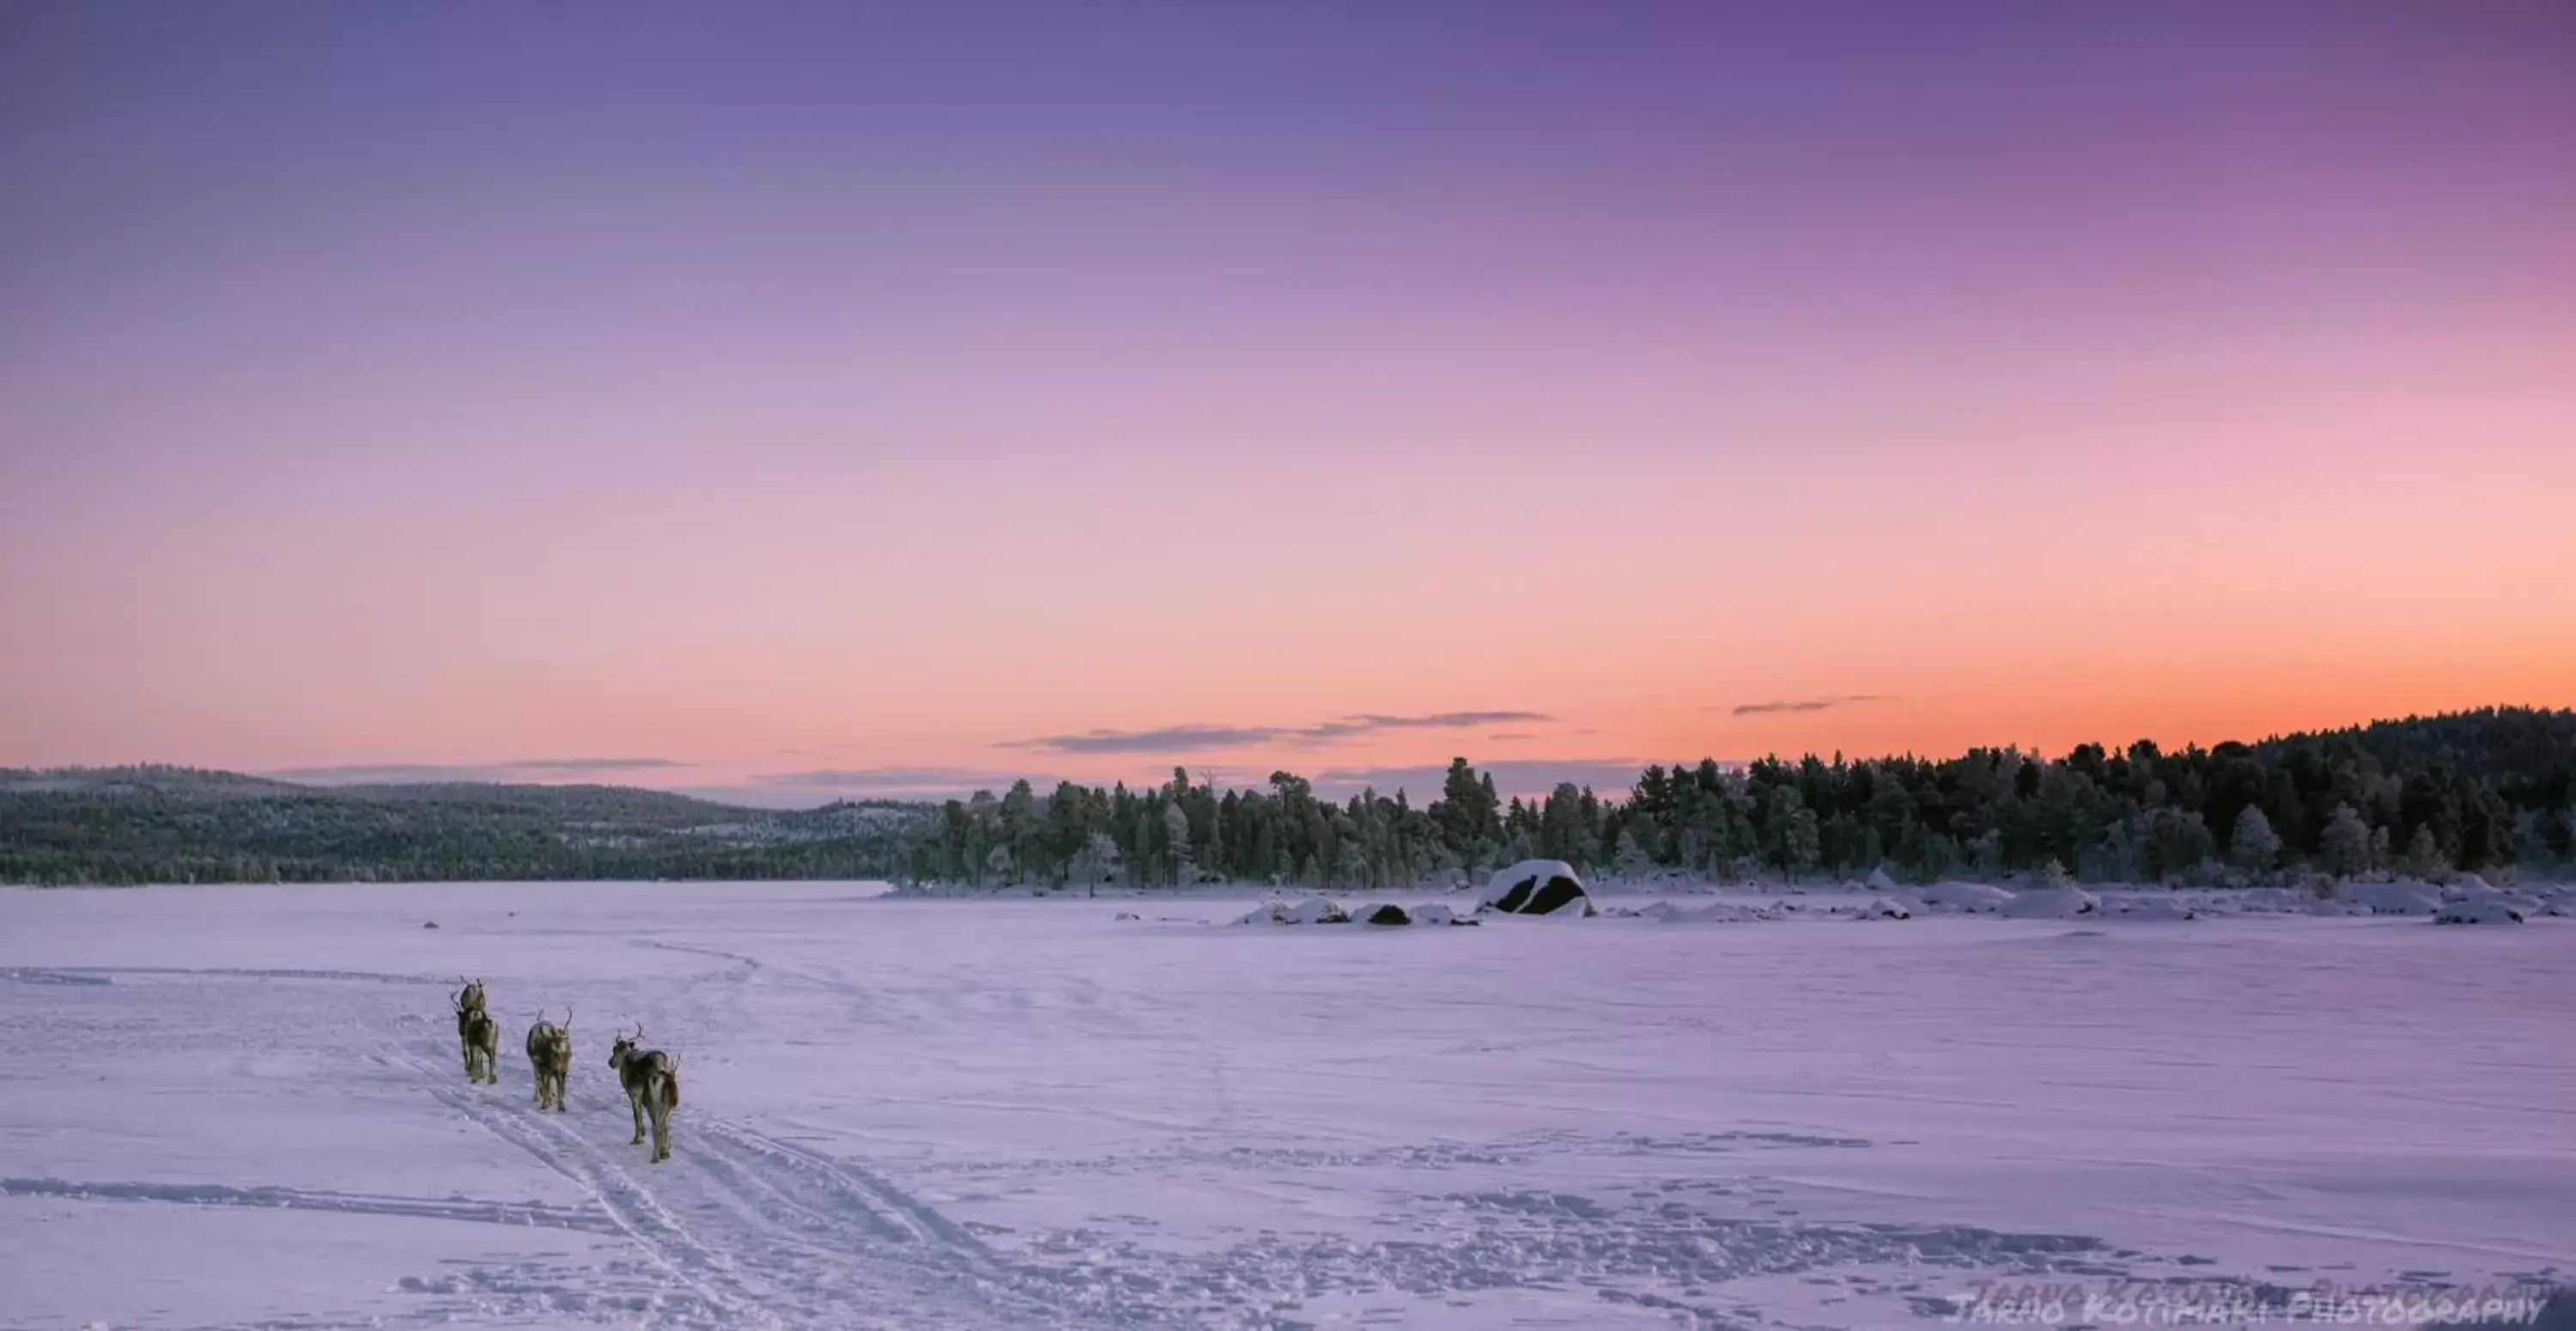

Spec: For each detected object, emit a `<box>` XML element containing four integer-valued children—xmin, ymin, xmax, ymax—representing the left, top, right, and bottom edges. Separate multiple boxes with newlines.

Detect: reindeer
<box><xmin>453</xmin><ymin>978</ymin><xmax>499</xmax><ymax>1085</ymax></box>
<box><xmin>608</xmin><ymin>1026</ymin><xmax>681</xmax><ymax>1162</ymax></box>
<box><xmin>526</xmin><ymin>1009</ymin><xmax>573</xmax><ymax>1111</ymax></box>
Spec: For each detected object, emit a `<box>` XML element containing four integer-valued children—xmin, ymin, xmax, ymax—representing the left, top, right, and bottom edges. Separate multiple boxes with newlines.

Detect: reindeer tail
<box><xmin>661</xmin><ymin>1065</ymin><xmax>680</xmax><ymax>1110</ymax></box>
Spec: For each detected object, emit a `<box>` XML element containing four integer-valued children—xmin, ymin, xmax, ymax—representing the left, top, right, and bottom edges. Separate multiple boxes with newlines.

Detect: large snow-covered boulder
<box><xmin>1477</xmin><ymin>860</ymin><xmax>1595</xmax><ymax>917</ymax></box>
<box><xmin>2441</xmin><ymin>877</ymin><xmax>2548</xmax><ymax>915</ymax></box>
<box><xmin>1856</xmin><ymin>897</ymin><xmax>1913</xmax><ymax>920</ymax></box>
<box><xmin>2434</xmin><ymin>900</ymin><xmax>2524</xmax><ymax>926</ymax></box>
<box><xmin>2000</xmin><ymin>887</ymin><xmax>2100</xmax><ymax>920</ymax></box>
<box><xmin>1918</xmin><ymin>881</ymin><xmax>2014</xmax><ymax>914</ymax></box>
<box><xmin>2336</xmin><ymin>881</ymin><xmax>2443</xmax><ymax>915</ymax></box>
<box><xmin>1233</xmin><ymin>897</ymin><xmax>1352</xmax><ymax>927</ymax></box>
<box><xmin>1864</xmin><ymin>866</ymin><xmax>1901</xmax><ymax>893</ymax></box>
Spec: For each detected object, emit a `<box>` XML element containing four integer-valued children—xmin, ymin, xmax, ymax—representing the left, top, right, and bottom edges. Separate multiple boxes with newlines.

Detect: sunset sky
<box><xmin>4</xmin><ymin>3</ymin><xmax>2573</xmax><ymax>805</ymax></box>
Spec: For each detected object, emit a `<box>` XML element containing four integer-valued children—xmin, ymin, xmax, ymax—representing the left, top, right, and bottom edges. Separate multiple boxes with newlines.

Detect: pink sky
<box><xmin>3</xmin><ymin>4</ymin><xmax>2572</xmax><ymax>804</ymax></box>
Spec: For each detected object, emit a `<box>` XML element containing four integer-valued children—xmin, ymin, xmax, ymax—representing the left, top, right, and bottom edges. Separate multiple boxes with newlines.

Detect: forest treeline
<box><xmin>6</xmin><ymin>708</ymin><xmax>2571</xmax><ymax>888</ymax></box>
<box><xmin>898</xmin><ymin>707</ymin><xmax>2576</xmax><ymax>890</ymax></box>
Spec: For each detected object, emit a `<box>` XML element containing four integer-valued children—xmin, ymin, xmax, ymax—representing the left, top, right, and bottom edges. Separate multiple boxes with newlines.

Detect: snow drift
<box><xmin>1917</xmin><ymin>881</ymin><xmax>2014</xmax><ymax>914</ymax></box>
<box><xmin>2337</xmin><ymin>881</ymin><xmax>2444</xmax><ymax>915</ymax></box>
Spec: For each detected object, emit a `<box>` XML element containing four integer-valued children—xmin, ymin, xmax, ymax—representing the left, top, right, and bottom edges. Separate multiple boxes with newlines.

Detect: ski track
<box><xmin>386</xmin><ymin>1042</ymin><xmax>1070</xmax><ymax>1330</ymax></box>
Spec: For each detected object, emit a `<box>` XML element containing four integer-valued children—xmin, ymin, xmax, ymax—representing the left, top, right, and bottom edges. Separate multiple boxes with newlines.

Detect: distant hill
<box><xmin>0</xmin><ymin>767</ymin><xmax>931</xmax><ymax>886</ymax></box>
<box><xmin>0</xmin><ymin>764</ymin><xmax>310</xmax><ymax>799</ymax></box>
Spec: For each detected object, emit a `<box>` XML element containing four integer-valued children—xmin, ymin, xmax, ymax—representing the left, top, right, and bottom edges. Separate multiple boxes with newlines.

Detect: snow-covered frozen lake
<box><xmin>3</xmin><ymin>882</ymin><xmax>2568</xmax><ymax>1329</ymax></box>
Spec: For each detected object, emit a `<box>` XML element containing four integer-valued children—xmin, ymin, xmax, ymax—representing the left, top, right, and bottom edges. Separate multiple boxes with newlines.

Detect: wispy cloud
<box><xmin>752</xmin><ymin>767</ymin><xmax>1061</xmax><ymax>799</ymax></box>
<box><xmin>509</xmin><ymin>757</ymin><xmax>687</xmax><ymax>773</ymax></box>
<box><xmin>268</xmin><ymin>758</ymin><xmax>686</xmax><ymax>785</ymax></box>
<box><xmin>1000</xmin><ymin>724</ymin><xmax>1278</xmax><ymax>754</ymax></box>
<box><xmin>1486</xmin><ymin>732</ymin><xmax>1540</xmax><ymax>742</ymax></box>
<box><xmin>1721</xmin><ymin>695</ymin><xmax>1890</xmax><ymax>717</ymax></box>
<box><xmin>1311</xmin><ymin>757</ymin><xmax>1646</xmax><ymax>801</ymax></box>
<box><xmin>1002</xmin><ymin>711</ymin><xmax>1556</xmax><ymax>754</ymax></box>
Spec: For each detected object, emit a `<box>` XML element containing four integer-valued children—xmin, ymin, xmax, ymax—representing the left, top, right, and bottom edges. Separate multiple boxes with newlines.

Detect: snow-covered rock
<box><xmin>1858</xmin><ymin>897</ymin><xmax>1912</xmax><ymax>920</ymax></box>
<box><xmin>1290</xmin><ymin>896</ymin><xmax>1350</xmax><ymax>925</ymax></box>
<box><xmin>2000</xmin><ymin>887</ymin><xmax>2100</xmax><ymax>920</ymax></box>
<box><xmin>1233</xmin><ymin>897</ymin><xmax>1352</xmax><ymax>926</ymax></box>
<box><xmin>2443</xmin><ymin>876</ymin><xmax>2500</xmax><ymax>903</ymax></box>
<box><xmin>1240</xmin><ymin>899</ymin><xmax>1474</xmax><ymax>928</ymax></box>
<box><xmin>1864</xmin><ymin>866</ymin><xmax>1900</xmax><ymax>892</ymax></box>
<box><xmin>2434</xmin><ymin>900</ymin><xmax>2525</xmax><ymax>926</ymax></box>
<box><xmin>1477</xmin><ymin>860</ymin><xmax>1595</xmax><ymax>916</ymax></box>
<box><xmin>2437</xmin><ymin>877</ymin><xmax>2549</xmax><ymax>916</ymax></box>
<box><xmin>2111</xmin><ymin>896</ymin><xmax>2196</xmax><ymax>921</ymax></box>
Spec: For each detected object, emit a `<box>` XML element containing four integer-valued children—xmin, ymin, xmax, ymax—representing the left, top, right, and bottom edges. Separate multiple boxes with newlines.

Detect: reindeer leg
<box><xmin>630</xmin><ymin>1090</ymin><xmax>646</xmax><ymax>1144</ymax></box>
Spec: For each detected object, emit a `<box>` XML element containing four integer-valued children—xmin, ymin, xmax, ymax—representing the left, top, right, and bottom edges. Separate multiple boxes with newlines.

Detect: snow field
<box><xmin>3</xmin><ymin>881</ymin><xmax>2570</xmax><ymax>1329</ymax></box>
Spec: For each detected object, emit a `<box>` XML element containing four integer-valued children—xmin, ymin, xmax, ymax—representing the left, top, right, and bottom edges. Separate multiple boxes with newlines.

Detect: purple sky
<box><xmin>5</xmin><ymin>3</ymin><xmax>2573</xmax><ymax>804</ymax></box>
